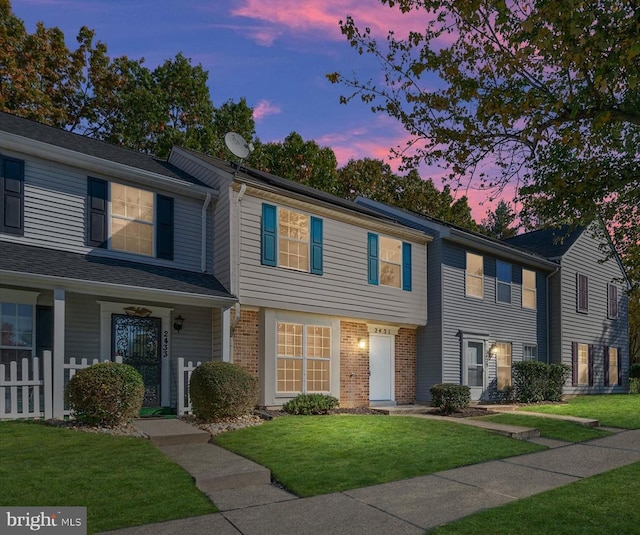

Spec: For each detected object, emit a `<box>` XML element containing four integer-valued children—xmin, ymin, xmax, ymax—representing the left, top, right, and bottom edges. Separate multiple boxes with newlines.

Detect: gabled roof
<box><xmin>0</xmin><ymin>241</ymin><xmax>236</xmax><ymax>306</ymax></box>
<box><xmin>356</xmin><ymin>197</ymin><xmax>559</xmax><ymax>271</ymax></box>
<box><xmin>503</xmin><ymin>225</ymin><xmax>585</xmax><ymax>258</ymax></box>
<box><xmin>0</xmin><ymin>111</ymin><xmax>208</xmax><ymax>187</ymax></box>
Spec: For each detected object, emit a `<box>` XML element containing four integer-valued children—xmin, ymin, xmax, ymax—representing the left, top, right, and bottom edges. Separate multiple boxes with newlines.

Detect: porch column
<box><xmin>52</xmin><ymin>288</ymin><xmax>66</xmax><ymax>419</ymax></box>
<box><xmin>222</xmin><ymin>308</ymin><xmax>231</xmax><ymax>362</ymax></box>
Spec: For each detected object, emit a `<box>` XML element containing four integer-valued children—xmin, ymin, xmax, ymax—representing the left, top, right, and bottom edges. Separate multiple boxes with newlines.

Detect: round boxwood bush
<box><xmin>189</xmin><ymin>361</ymin><xmax>259</xmax><ymax>421</ymax></box>
<box><xmin>65</xmin><ymin>362</ymin><xmax>144</xmax><ymax>427</ymax></box>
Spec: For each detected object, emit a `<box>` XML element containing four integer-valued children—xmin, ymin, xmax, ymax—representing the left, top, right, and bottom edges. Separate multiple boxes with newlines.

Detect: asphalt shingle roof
<box><xmin>0</xmin><ymin>241</ymin><xmax>235</xmax><ymax>300</ymax></box>
<box><xmin>0</xmin><ymin>111</ymin><xmax>208</xmax><ymax>187</ymax></box>
<box><xmin>504</xmin><ymin>225</ymin><xmax>585</xmax><ymax>258</ymax></box>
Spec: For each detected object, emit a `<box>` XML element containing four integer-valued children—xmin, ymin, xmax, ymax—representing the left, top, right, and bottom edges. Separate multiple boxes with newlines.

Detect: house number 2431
<box><xmin>373</xmin><ymin>327</ymin><xmax>391</xmax><ymax>334</ymax></box>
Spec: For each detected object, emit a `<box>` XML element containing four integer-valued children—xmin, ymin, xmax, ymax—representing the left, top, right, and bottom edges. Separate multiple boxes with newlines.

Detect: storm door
<box><xmin>464</xmin><ymin>340</ymin><xmax>486</xmax><ymax>401</ymax></box>
<box><xmin>112</xmin><ymin>314</ymin><xmax>161</xmax><ymax>407</ymax></box>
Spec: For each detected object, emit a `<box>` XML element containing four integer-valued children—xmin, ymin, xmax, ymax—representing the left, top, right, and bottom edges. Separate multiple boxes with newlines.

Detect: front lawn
<box><xmin>476</xmin><ymin>414</ymin><xmax>612</xmax><ymax>442</ymax></box>
<box><xmin>0</xmin><ymin>421</ymin><xmax>217</xmax><ymax>534</ymax></box>
<box><xmin>214</xmin><ymin>415</ymin><xmax>544</xmax><ymax>496</ymax></box>
<box><xmin>518</xmin><ymin>394</ymin><xmax>640</xmax><ymax>429</ymax></box>
<box><xmin>427</xmin><ymin>461</ymin><xmax>640</xmax><ymax>534</ymax></box>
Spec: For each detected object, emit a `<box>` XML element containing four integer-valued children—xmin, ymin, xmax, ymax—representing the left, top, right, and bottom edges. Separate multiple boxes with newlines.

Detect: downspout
<box><xmin>200</xmin><ymin>192</ymin><xmax>212</xmax><ymax>272</ymax></box>
<box><xmin>231</xmin><ymin>182</ymin><xmax>247</xmax><ymax>332</ymax></box>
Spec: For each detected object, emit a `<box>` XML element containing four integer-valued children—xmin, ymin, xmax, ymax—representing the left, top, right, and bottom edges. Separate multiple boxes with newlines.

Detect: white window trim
<box><xmin>379</xmin><ymin>235</ymin><xmax>403</xmax><ymax>289</ymax></box>
<box><xmin>496</xmin><ymin>260</ymin><xmax>512</xmax><ymax>304</ymax></box>
<box><xmin>108</xmin><ymin>182</ymin><xmax>156</xmax><ymax>257</ymax></box>
<box><xmin>523</xmin><ymin>343</ymin><xmax>538</xmax><ymax>361</ymax></box>
<box><xmin>465</xmin><ymin>252</ymin><xmax>484</xmax><ymax>299</ymax></box>
<box><xmin>277</xmin><ymin>207</ymin><xmax>310</xmax><ymax>273</ymax></box>
<box><xmin>0</xmin><ymin>289</ymin><xmax>40</xmax><ymax>360</ymax></box>
<box><xmin>522</xmin><ymin>269</ymin><xmax>537</xmax><ymax>310</ymax></box>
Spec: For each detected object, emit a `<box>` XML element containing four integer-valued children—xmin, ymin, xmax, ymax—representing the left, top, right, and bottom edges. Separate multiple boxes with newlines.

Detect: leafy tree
<box><xmin>250</xmin><ymin>132</ymin><xmax>340</xmax><ymax>193</ymax></box>
<box><xmin>328</xmin><ymin>0</ymin><xmax>639</xmax><ymax>261</ymax></box>
<box><xmin>630</xmin><ymin>288</ymin><xmax>640</xmax><ymax>365</ymax></box>
<box><xmin>480</xmin><ymin>200</ymin><xmax>517</xmax><ymax>239</ymax></box>
<box><xmin>0</xmin><ymin>1</ymin><xmax>256</xmax><ymax>158</ymax></box>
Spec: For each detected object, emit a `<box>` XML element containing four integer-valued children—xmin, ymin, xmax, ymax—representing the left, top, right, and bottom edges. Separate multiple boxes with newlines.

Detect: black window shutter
<box><xmin>1</xmin><ymin>156</ymin><xmax>25</xmax><ymax>235</ymax></box>
<box><xmin>617</xmin><ymin>349</ymin><xmax>623</xmax><ymax>386</ymax></box>
<box><xmin>588</xmin><ymin>344</ymin><xmax>594</xmax><ymax>386</ymax></box>
<box><xmin>604</xmin><ymin>346</ymin><xmax>610</xmax><ymax>386</ymax></box>
<box><xmin>87</xmin><ymin>177</ymin><xmax>107</xmax><ymax>247</ymax></box>
<box><xmin>571</xmin><ymin>342</ymin><xmax>578</xmax><ymax>386</ymax></box>
<box><xmin>156</xmin><ymin>194</ymin><xmax>174</xmax><ymax>260</ymax></box>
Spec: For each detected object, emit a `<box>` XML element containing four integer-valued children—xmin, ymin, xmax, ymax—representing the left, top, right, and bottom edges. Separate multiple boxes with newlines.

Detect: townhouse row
<box><xmin>0</xmin><ymin>111</ymin><xmax>630</xmax><ymax>416</ymax></box>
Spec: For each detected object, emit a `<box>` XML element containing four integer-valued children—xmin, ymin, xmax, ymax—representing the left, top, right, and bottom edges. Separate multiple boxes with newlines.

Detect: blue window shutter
<box><xmin>261</xmin><ymin>203</ymin><xmax>277</xmax><ymax>266</ymax></box>
<box><xmin>86</xmin><ymin>177</ymin><xmax>107</xmax><ymax>248</ymax></box>
<box><xmin>368</xmin><ymin>233</ymin><xmax>379</xmax><ymax>285</ymax></box>
<box><xmin>1</xmin><ymin>156</ymin><xmax>25</xmax><ymax>235</ymax></box>
<box><xmin>156</xmin><ymin>194</ymin><xmax>174</xmax><ymax>260</ymax></box>
<box><xmin>310</xmin><ymin>216</ymin><xmax>323</xmax><ymax>275</ymax></box>
<box><xmin>402</xmin><ymin>242</ymin><xmax>412</xmax><ymax>291</ymax></box>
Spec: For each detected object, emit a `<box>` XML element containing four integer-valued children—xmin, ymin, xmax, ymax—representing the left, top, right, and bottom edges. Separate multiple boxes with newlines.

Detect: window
<box><xmin>495</xmin><ymin>342</ymin><xmax>512</xmax><ymax>390</ymax></box>
<box><xmin>0</xmin><ymin>156</ymin><xmax>25</xmax><ymax>236</ymax></box>
<box><xmin>574</xmin><ymin>342</ymin><xmax>590</xmax><ymax>385</ymax></box>
<box><xmin>522</xmin><ymin>269</ymin><xmax>537</xmax><ymax>309</ymax></box>
<box><xmin>367</xmin><ymin>233</ymin><xmax>412</xmax><ymax>291</ymax></box>
<box><xmin>523</xmin><ymin>344</ymin><xmax>538</xmax><ymax>361</ymax></box>
<box><xmin>0</xmin><ymin>302</ymin><xmax>34</xmax><ymax>365</ymax></box>
<box><xmin>608</xmin><ymin>284</ymin><xmax>618</xmax><ymax>320</ymax></box>
<box><xmin>577</xmin><ymin>274</ymin><xmax>589</xmax><ymax>313</ymax></box>
<box><xmin>261</xmin><ymin>204</ymin><xmax>322</xmax><ymax>274</ymax></box>
<box><xmin>496</xmin><ymin>260</ymin><xmax>512</xmax><ymax>303</ymax></box>
<box><xmin>606</xmin><ymin>347</ymin><xmax>620</xmax><ymax>386</ymax></box>
<box><xmin>276</xmin><ymin>322</ymin><xmax>331</xmax><ymax>394</ymax></box>
<box><xmin>87</xmin><ymin>178</ymin><xmax>173</xmax><ymax>259</ymax></box>
<box><xmin>466</xmin><ymin>252</ymin><xmax>484</xmax><ymax>298</ymax></box>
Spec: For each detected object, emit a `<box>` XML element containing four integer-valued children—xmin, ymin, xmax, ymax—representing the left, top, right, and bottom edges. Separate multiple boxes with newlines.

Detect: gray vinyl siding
<box><xmin>238</xmin><ymin>195</ymin><xmax>427</xmax><ymax>325</ymax></box>
<box><xmin>212</xmin><ymin>186</ymin><xmax>232</xmax><ymax>290</ymax></box>
<box><xmin>416</xmin><ymin>236</ymin><xmax>444</xmax><ymax>401</ymax></box>
<box><xmin>548</xmin><ymin>271</ymin><xmax>563</xmax><ymax>363</ymax></box>
<box><xmin>556</xmin><ymin>227</ymin><xmax>629</xmax><ymax>393</ymax></box>
<box><xmin>440</xmin><ymin>243</ymin><xmax>548</xmax><ymax>398</ymax></box>
<box><xmin>2</xmin><ymin>150</ymin><xmax>207</xmax><ymax>273</ymax></box>
<box><xmin>65</xmin><ymin>294</ymin><xmax>102</xmax><ymax>358</ymax></box>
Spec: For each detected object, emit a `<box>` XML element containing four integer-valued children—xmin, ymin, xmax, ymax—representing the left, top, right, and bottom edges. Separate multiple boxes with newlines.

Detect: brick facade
<box><xmin>394</xmin><ymin>328</ymin><xmax>417</xmax><ymax>404</ymax></box>
<box><xmin>232</xmin><ymin>309</ymin><xmax>259</xmax><ymax>378</ymax></box>
<box><xmin>339</xmin><ymin>321</ymin><xmax>370</xmax><ymax>408</ymax></box>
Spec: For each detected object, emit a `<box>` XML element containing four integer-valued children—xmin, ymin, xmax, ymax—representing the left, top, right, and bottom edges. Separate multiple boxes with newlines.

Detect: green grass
<box><xmin>215</xmin><ymin>415</ymin><xmax>544</xmax><ymax>497</ymax></box>
<box><xmin>0</xmin><ymin>421</ymin><xmax>216</xmax><ymax>534</ymax></box>
<box><xmin>518</xmin><ymin>394</ymin><xmax>640</xmax><ymax>429</ymax></box>
<box><xmin>476</xmin><ymin>414</ymin><xmax>612</xmax><ymax>442</ymax></box>
<box><xmin>427</xmin><ymin>461</ymin><xmax>640</xmax><ymax>534</ymax></box>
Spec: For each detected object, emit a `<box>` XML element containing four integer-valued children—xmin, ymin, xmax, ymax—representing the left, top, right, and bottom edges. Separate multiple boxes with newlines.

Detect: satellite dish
<box><xmin>224</xmin><ymin>132</ymin><xmax>253</xmax><ymax>159</ymax></box>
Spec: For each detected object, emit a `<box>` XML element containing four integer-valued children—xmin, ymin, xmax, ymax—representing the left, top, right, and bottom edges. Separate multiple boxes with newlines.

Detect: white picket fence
<box><xmin>177</xmin><ymin>357</ymin><xmax>202</xmax><ymax>416</ymax></box>
<box><xmin>1</xmin><ymin>352</ymin><xmax>203</xmax><ymax>419</ymax></box>
<box><xmin>0</xmin><ymin>354</ymin><xmax>52</xmax><ymax>419</ymax></box>
<box><xmin>0</xmin><ymin>351</ymin><xmax>122</xmax><ymax>420</ymax></box>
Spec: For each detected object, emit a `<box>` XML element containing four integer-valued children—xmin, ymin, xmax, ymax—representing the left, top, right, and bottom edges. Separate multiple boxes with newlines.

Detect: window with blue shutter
<box><xmin>402</xmin><ymin>242</ymin><xmax>412</xmax><ymax>291</ymax></box>
<box><xmin>1</xmin><ymin>156</ymin><xmax>25</xmax><ymax>235</ymax></box>
<box><xmin>261</xmin><ymin>203</ymin><xmax>277</xmax><ymax>266</ymax></box>
<box><xmin>86</xmin><ymin>177</ymin><xmax>107</xmax><ymax>248</ymax></box>
<box><xmin>310</xmin><ymin>216</ymin><xmax>323</xmax><ymax>275</ymax></box>
<box><xmin>156</xmin><ymin>194</ymin><xmax>174</xmax><ymax>260</ymax></box>
<box><xmin>368</xmin><ymin>233</ymin><xmax>379</xmax><ymax>285</ymax></box>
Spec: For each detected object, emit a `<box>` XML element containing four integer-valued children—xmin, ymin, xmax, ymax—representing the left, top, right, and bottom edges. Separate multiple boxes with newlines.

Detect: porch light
<box><xmin>358</xmin><ymin>338</ymin><xmax>367</xmax><ymax>350</ymax></box>
<box><xmin>173</xmin><ymin>315</ymin><xmax>185</xmax><ymax>333</ymax></box>
<box><xmin>489</xmin><ymin>343</ymin><xmax>499</xmax><ymax>358</ymax></box>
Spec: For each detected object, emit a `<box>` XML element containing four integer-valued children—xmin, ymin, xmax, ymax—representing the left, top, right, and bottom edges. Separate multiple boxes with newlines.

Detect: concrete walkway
<box><xmin>98</xmin><ymin>418</ymin><xmax>640</xmax><ymax>535</ymax></box>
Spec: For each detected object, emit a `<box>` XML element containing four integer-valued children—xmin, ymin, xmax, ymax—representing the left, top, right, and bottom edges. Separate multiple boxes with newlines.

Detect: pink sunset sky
<box><xmin>12</xmin><ymin>0</ymin><xmax>508</xmax><ymax>219</ymax></box>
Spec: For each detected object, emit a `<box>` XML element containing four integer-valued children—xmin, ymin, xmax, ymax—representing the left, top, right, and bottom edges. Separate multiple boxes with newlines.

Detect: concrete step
<box><xmin>371</xmin><ymin>405</ymin><xmax>434</xmax><ymax>415</ymax></box>
<box><xmin>482</xmin><ymin>407</ymin><xmax>600</xmax><ymax>428</ymax></box>
<box><xmin>133</xmin><ymin>418</ymin><xmax>210</xmax><ymax>446</ymax></box>
<box><xmin>404</xmin><ymin>413</ymin><xmax>541</xmax><ymax>440</ymax></box>
<box><xmin>159</xmin><ymin>443</ymin><xmax>271</xmax><ymax>493</ymax></box>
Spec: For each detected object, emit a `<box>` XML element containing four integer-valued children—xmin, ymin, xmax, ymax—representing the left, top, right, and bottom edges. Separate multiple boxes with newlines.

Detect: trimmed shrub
<box><xmin>65</xmin><ymin>362</ymin><xmax>144</xmax><ymax>427</ymax></box>
<box><xmin>282</xmin><ymin>394</ymin><xmax>339</xmax><ymax>415</ymax></box>
<box><xmin>189</xmin><ymin>361</ymin><xmax>258</xmax><ymax>421</ymax></box>
<box><xmin>545</xmin><ymin>364</ymin><xmax>571</xmax><ymax>401</ymax></box>
<box><xmin>430</xmin><ymin>383</ymin><xmax>470</xmax><ymax>414</ymax></box>
<box><xmin>512</xmin><ymin>360</ymin><xmax>547</xmax><ymax>403</ymax></box>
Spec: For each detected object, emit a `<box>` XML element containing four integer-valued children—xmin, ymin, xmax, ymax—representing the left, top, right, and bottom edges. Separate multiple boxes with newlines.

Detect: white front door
<box><xmin>369</xmin><ymin>335</ymin><xmax>393</xmax><ymax>402</ymax></box>
<box><xmin>465</xmin><ymin>340</ymin><xmax>486</xmax><ymax>401</ymax></box>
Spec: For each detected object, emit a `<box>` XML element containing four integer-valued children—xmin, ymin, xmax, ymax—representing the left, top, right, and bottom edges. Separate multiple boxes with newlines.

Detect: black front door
<box><xmin>112</xmin><ymin>314</ymin><xmax>161</xmax><ymax>407</ymax></box>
